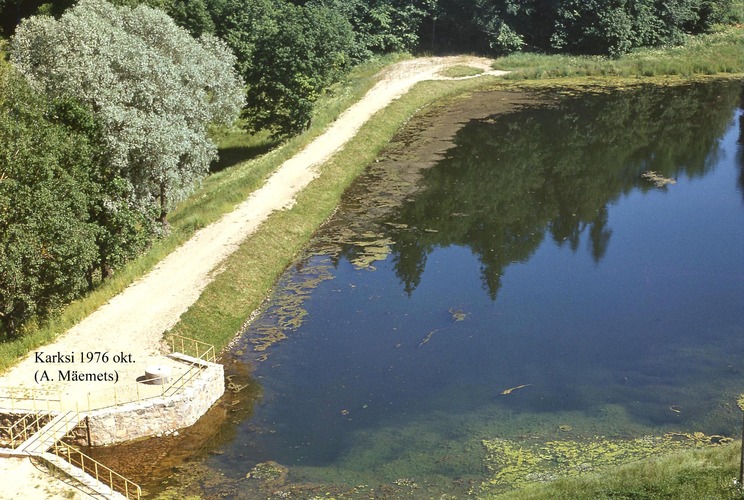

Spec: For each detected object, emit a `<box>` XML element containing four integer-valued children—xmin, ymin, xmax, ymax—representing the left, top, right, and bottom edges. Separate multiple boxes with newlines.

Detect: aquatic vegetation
<box><xmin>478</xmin><ymin>432</ymin><xmax>733</xmax><ymax>494</ymax></box>
<box><xmin>246</xmin><ymin>461</ymin><xmax>288</xmax><ymax>484</ymax></box>
<box><xmin>243</xmin><ymin>259</ymin><xmax>334</xmax><ymax>358</ymax></box>
<box><xmin>349</xmin><ymin>243</ymin><xmax>392</xmax><ymax>270</ymax></box>
<box><xmin>225</xmin><ymin>375</ymin><xmax>249</xmax><ymax>393</ymax></box>
<box><xmin>418</xmin><ymin>328</ymin><xmax>441</xmax><ymax>347</ymax></box>
<box><xmin>642</xmin><ymin>170</ymin><xmax>677</xmax><ymax>187</ymax></box>
<box><xmin>448</xmin><ymin>307</ymin><xmax>469</xmax><ymax>322</ymax></box>
<box><xmin>249</xmin><ymin>326</ymin><xmax>288</xmax><ymax>353</ymax></box>
<box><xmin>500</xmin><ymin>384</ymin><xmax>532</xmax><ymax>395</ymax></box>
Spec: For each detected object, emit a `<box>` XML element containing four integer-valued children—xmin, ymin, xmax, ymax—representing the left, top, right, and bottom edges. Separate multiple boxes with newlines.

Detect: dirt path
<box><xmin>0</xmin><ymin>56</ymin><xmax>507</xmax><ymax>496</ymax></box>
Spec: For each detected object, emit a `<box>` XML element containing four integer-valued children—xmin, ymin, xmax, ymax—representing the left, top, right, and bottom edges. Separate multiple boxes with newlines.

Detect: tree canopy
<box><xmin>0</xmin><ymin>61</ymin><xmax>162</xmax><ymax>335</ymax></box>
<box><xmin>10</xmin><ymin>0</ymin><xmax>245</xmax><ymax>221</ymax></box>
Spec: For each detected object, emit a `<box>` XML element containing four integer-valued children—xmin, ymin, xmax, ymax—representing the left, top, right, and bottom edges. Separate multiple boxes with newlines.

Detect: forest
<box><xmin>0</xmin><ymin>0</ymin><xmax>739</xmax><ymax>336</ymax></box>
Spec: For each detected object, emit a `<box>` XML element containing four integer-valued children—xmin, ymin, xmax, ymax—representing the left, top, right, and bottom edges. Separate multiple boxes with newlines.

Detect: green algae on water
<box><xmin>477</xmin><ymin>432</ymin><xmax>733</xmax><ymax>495</ymax></box>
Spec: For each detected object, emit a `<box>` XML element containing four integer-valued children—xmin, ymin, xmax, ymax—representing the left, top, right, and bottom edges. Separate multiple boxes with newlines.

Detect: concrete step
<box><xmin>168</xmin><ymin>351</ymin><xmax>210</xmax><ymax>368</ymax></box>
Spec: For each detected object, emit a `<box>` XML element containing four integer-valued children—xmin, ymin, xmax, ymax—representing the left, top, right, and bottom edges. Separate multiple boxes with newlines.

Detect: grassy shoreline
<box><xmin>167</xmin><ymin>74</ymin><xmax>513</xmax><ymax>348</ymax></box>
<box><xmin>0</xmin><ymin>53</ymin><xmax>409</xmax><ymax>372</ymax></box>
<box><xmin>169</xmin><ymin>28</ymin><xmax>744</xmax><ymax>355</ymax></box>
<box><xmin>2</xmin><ymin>24</ymin><xmax>744</xmax><ymax>499</ymax></box>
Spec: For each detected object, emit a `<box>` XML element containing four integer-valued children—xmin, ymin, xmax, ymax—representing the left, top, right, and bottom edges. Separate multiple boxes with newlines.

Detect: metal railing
<box><xmin>0</xmin><ymin>387</ymin><xmax>63</xmax><ymax>413</ymax></box>
<box><xmin>51</xmin><ymin>440</ymin><xmax>141</xmax><ymax>499</ymax></box>
<box><xmin>80</xmin><ymin>357</ymin><xmax>207</xmax><ymax>411</ymax></box>
<box><xmin>0</xmin><ymin>335</ymin><xmax>217</xmax><ymax>413</ymax></box>
<box><xmin>169</xmin><ymin>334</ymin><xmax>216</xmax><ymax>363</ymax></box>
<box><xmin>0</xmin><ymin>335</ymin><xmax>213</xmax><ymax>499</ymax></box>
<box><xmin>78</xmin><ymin>335</ymin><xmax>217</xmax><ymax>412</ymax></box>
<box><xmin>3</xmin><ymin>411</ymin><xmax>52</xmax><ymax>447</ymax></box>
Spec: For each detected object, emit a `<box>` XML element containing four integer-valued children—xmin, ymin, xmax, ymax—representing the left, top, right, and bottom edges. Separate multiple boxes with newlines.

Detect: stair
<box><xmin>16</xmin><ymin>411</ymin><xmax>80</xmax><ymax>454</ymax></box>
<box><xmin>40</xmin><ymin>452</ymin><xmax>128</xmax><ymax>499</ymax></box>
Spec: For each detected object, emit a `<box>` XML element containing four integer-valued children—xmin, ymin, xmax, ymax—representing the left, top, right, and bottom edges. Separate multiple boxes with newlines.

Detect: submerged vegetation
<box><xmin>0</xmin><ymin>0</ymin><xmax>743</xmax><ymax>497</ymax></box>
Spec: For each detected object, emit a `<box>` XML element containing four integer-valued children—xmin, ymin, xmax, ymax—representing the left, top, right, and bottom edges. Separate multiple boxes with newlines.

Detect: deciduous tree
<box><xmin>11</xmin><ymin>0</ymin><xmax>245</xmax><ymax>223</ymax></box>
<box><xmin>0</xmin><ymin>65</ymin><xmax>97</xmax><ymax>334</ymax></box>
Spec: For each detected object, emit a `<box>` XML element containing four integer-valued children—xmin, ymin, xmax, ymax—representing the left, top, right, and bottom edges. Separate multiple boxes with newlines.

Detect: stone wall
<box><xmin>83</xmin><ymin>362</ymin><xmax>224</xmax><ymax>446</ymax></box>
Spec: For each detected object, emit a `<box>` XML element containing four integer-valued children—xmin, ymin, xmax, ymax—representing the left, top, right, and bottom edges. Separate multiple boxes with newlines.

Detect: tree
<box><xmin>317</xmin><ymin>0</ymin><xmax>429</xmax><ymax>58</ymax></box>
<box><xmin>430</xmin><ymin>0</ymin><xmax>735</xmax><ymax>56</ymax></box>
<box><xmin>167</xmin><ymin>0</ymin><xmax>215</xmax><ymax>37</ymax></box>
<box><xmin>217</xmin><ymin>0</ymin><xmax>355</xmax><ymax>137</ymax></box>
<box><xmin>0</xmin><ymin>64</ymin><xmax>98</xmax><ymax>334</ymax></box>
<box><xmin>0</xmin><ymin>59</ymin><xmax>163</xmax><ymax>336</ymax></box>
<box><xmin>11</xmin><ymin>0</ymin><xmax>245</xmax><ymax>223</ymax></box>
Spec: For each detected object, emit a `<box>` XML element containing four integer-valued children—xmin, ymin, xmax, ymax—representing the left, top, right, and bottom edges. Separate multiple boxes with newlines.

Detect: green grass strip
<box><xmin>495</xmin><ymin>25</ymin><xmax>744</xmax><ymax>80</ymax></box>
<box><xmin>0</xmin><ymin>53</ymin><xmax>408</xmax><ymax>372</ymax></box>
<box><xmin>490</xmin><ymin>443</ymin><xmax>742</xmax><ymax>499</ymax></box>
<box><xmin>168</xmin><ymin>75</ymin><xmax>508</xmax><ymax>350</ymax></box>
<box><xmin>438</xmin><ymin>64</ymin><xmax>485</xmax><ymax>78</ymax></box>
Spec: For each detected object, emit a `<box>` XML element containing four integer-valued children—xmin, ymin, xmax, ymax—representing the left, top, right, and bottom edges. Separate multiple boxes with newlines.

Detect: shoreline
<box><xmin>0</xmin><ymin>56</ymin><xmax>509</xmax><ymax>496</ymax></box>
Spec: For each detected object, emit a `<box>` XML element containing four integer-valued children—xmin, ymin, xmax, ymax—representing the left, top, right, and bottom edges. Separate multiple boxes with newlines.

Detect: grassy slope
<box><xmin>494</xmin><ymin>25</ymin><xmax>744</xmax><ymax>80</ymax></box>
<box><xmin>167</xmin><ymin>74</ymin><xmax>508</xmax><ymax>348</ymax></box>
<box><xmin>165</xmin><ymin>26</ymin><xmax>744</xmax><ymax>355</ymax></box>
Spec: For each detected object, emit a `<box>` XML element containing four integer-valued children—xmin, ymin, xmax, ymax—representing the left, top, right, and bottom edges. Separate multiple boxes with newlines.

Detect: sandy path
<box><xmin>0</xmin><ymin>57</ymin><xmax>506</xmax><ymax>400</ymax></box>
<box><xmin>0</xmin><ymin>56</ymin><xmax>506</xmax><ymax>496</ymax></box>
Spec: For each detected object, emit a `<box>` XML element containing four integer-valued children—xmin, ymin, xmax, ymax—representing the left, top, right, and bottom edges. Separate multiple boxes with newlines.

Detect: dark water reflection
<box><xmin>161</xmin><ymin>82</ymin><xmax>744</xmax><ymax>497</ymax></box>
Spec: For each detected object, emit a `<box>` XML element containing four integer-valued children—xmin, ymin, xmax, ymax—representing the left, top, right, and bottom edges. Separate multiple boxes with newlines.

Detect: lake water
<box><xmin>144</xmin><ymin>82</ymin><xmax>744</xmax><ymax>498</ymax></box>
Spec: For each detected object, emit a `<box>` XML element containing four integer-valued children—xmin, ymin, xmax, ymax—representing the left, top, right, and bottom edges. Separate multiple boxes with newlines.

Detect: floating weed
<box><xmin>449</xmin><ymin>307</ymin><xmax>470</xmax><ymax>322</ymax></box>
<box><xmin>477</xmin><ymin>432</ymin><xmax>734</xmax><ymax>495</ymax></box>
<box><xmin>500</xmin><ymin>384</ymin><xmax>532</xmax><ymax>395</ymax></box>
<box><xmin>642</xmin><ymin>170</ymin><xmax>677</xmax><ymax>187</ymax></box>
<box><xmin>242</xmin><ymin>259</ymin><xmax>334</xmax><ymax>357</ymax></box>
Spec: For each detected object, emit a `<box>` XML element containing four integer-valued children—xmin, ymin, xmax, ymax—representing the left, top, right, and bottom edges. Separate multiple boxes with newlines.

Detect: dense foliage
<box><xmin>11</xmin><ymin>0</ymin><xmax>245</xmax><ymax>222</ymax></box>
<box><xmin>211</xmin><ymin>0</ymin><xmax>356</xmax><ymax>136</ymax></box>
<box><xmin>2</xmin><ymin>0</ymin><xmax>737</xmax><ymax>136</ymax></box>
<box><xmin>1</xmin><ymin>0</ymin><xmax>243</xmax><ymax>336</ymax></box>
<box><xmin>0</xmin><ymin>0</ymin><xmax>738</xmax><ymax>336</ymax></box>
<box><xmin>0</xmin><ymin>63</ymin><xmax>158</xmax><ymax>335</ymax></box>
<box><xmin>427</xmin><ymin>0</ymin><xmax>736</xmax><ymax>56</ymax></box>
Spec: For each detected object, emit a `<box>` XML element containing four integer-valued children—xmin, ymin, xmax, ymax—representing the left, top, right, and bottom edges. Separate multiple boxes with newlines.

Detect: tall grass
<box><xmin>495</xmin><ymin>25</ymin><xmax>744</xmax><ymax>80</ymax></box>
<box><xmin>733</xmin><ymin>0</ymin><xmax>744</xmax><ymax>22</ymax></box>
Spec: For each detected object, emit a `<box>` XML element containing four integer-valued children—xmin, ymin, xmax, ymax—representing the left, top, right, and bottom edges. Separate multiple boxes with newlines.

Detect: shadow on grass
<box><xmin>210</xmin><ymin>141</ymin><xmax>280</xmax><ymax>173</ymax></box>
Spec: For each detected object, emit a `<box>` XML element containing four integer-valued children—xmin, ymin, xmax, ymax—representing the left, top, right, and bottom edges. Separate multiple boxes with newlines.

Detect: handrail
<box><xmin>170</xmin><ymin>334</ymin><xmax>216</xmax><ymax>363</ymax></box>
<box><xmin>5</xmin><ymin>411</ymin><xmax>50</xmax><ymax>447</ymax></box>
<box><xmin>0</xmin><ymin>387</ymin><xmax>62</xmax><ymax>412</ymax></box>
<box><xmin>81</xmin><ymin>342</ymin><xmax>215</xmax><ymax>412</ymax></box>
<box><xmin>0</xmin><ymin>335</ymin><xmax>216</xmax><ymax>413</ymax></box>
<box><xmin>0</xmin><ymin>335</ymin><xmax>212</xmax><ymax>499</ymax></box>
<box><xmin>51</xmin><ymin>441</ymin><xmax>141</xmax><ymax>499</ymax></box>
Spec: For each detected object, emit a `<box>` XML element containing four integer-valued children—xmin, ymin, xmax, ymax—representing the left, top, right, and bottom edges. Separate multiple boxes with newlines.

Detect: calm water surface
<box><xmin>163</xmin><ymin>82</ymin><xmax>744</xmax><ymax>497</ymax></box>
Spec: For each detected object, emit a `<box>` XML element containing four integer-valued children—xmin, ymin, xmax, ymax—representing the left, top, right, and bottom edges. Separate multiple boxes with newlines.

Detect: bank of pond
<box><xmin>94</xmin><ymin>80</ymin><xmax>744</xmax><ymax>498</ymax></box>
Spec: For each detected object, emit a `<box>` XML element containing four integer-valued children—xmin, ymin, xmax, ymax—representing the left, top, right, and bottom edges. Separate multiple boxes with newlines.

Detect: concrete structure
<box><xmin>82</xmin><ymin>361</ymin><xmax>223</xmax><ymax>446</ymax></box>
